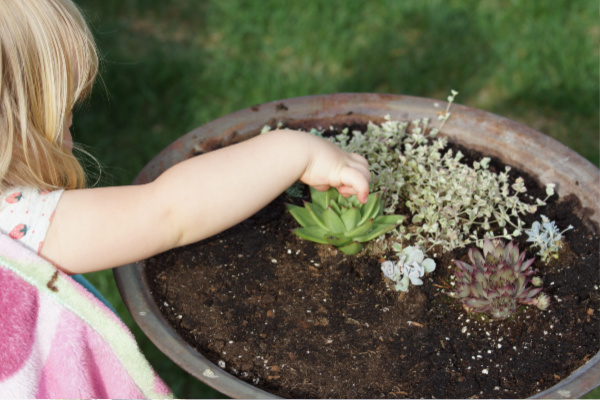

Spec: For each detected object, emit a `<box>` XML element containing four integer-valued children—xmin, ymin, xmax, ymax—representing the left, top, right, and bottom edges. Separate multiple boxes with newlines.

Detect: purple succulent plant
<box><xmin>448</xmin><ymin>238</ymin><xmax>550</xmax><ymax>320</ymax></box>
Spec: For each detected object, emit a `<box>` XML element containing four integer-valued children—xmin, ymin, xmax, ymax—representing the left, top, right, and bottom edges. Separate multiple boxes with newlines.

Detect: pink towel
<box><xmin>0</xmin><ymin>234</ymin><xmax>172</xmax><ymax>398</ymax></box>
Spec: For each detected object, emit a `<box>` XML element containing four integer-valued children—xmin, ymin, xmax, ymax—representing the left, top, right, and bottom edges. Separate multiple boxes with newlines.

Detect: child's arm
<box><xmin>41</xmin><ymin>130</ymin><xmax>370</xmax><ymax>274</ymax></box>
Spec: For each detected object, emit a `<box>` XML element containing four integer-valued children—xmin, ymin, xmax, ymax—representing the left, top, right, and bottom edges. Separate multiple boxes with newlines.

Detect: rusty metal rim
<box><xmin>114</xmin><ymin>93</ymin><xmax>599</xmax><ymax>399</ymax></box>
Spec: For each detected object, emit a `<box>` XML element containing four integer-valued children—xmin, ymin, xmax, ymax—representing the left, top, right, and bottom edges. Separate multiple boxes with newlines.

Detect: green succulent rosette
<box><xmin>286</xmin><ymin>187</ymin><xmax>404</xmax><ymax>255</ymax></box>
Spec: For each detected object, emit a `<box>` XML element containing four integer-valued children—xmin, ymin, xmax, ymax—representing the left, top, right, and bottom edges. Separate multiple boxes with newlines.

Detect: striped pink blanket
<box><xmin>0</xmin><ymin>234</ymin><xmax>172</xmax><ymax>398</ymax></box>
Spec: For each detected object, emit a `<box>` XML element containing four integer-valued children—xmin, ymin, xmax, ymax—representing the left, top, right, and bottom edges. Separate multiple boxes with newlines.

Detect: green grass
<box><xmin>72</xmin><ymin>0</ymin><xmax>599</xmax><ymax>398</ymax></box>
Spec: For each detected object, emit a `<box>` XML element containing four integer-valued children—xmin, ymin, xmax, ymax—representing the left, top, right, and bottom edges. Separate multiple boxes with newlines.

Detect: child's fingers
<box><xmin>346</xmin><ymin>154</ymin><xmax>371</xmax><ymax>187</ymax></box>
<box><xmin>349</xmin><ymin>152</ymin><xmax>370</xmax><ymax>169</ymax></box>
<box><xmin>353</xmin><ymin>160</ymin><xmax>371</xmax><ymax>184</ymax></box>
<box><xmin>339</xmin><ymin>166</ymin><xmax>371</xmax><ymax>203</ymax></box>
<box><xmin>311</xmin><ymin>184</ymin><xmax>331</xmax><ymax>192</ymax></box>
<box><xmin>336</xmin><ymin>185</ymin><xmax>357</xmax><ymax>197</ymax></box>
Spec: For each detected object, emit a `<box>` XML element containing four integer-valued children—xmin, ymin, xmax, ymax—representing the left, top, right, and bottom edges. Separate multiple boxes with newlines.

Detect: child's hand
<box><xmin>297</xmin><ymin>132</ymin><xmax>371</xmax><ymax>203</ymax></box>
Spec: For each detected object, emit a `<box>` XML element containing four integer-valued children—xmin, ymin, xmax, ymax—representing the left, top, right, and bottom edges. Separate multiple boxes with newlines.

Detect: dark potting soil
<box><xmin>145</xmin><ymin>142</ymin><xmax>599</xmax><ymax>399</ymax></box>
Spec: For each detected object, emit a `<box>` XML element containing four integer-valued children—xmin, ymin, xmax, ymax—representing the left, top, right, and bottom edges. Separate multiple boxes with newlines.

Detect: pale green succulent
<box><xmin>287</xmin><ymin>187</ymin><xmax>404</xmax><ymax>255</ymax></box>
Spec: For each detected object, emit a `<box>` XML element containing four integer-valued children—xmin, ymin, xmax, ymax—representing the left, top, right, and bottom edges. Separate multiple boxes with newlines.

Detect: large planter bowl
<box><xmin>114</xmin><ymin>93</ymin><xmax>599</xmax><ymax>399</ymax></box>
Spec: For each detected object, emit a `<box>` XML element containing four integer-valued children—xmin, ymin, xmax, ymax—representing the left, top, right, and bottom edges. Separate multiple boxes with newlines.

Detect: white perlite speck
<box><xmin>203</xmin><ymin>369</ymin><xmax>217</xmax><ymax>378</ymax></box>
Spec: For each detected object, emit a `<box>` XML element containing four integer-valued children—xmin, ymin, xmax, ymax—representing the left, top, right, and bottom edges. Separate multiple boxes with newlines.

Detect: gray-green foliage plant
<box><xmin>332</xmin><ymin>116</ymin><xmax>552</xmax><ymax>253</ymax></box>
<box><xmin>286</xmin><ymin>187</ymin><xmax>404</xmax><ymax>255</ymax></box>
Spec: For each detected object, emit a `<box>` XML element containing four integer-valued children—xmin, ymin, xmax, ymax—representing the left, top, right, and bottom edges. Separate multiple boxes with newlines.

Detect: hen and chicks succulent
<box><xmin>448</xmin><ymin>238</ymin><xmax>550</xmax><ymax>320</ymax></box>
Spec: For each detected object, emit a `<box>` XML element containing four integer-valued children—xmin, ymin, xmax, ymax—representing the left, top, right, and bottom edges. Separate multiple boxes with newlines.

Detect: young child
<box><xmin>0</xmin><ymin>0</ymin><xmax>370</xmax><ymax>398</ymax></box>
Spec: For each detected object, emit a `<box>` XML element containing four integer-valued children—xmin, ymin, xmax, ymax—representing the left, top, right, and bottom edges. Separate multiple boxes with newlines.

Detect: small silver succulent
<box><xmin>381</xmin><ymin>245</ymin><xmax>436</xmax><ymax>292</ymax></box>
<box><xmin>525</xmin><ymin>214</ymin><xmax>573</xmax><ymax>262</ymax></box>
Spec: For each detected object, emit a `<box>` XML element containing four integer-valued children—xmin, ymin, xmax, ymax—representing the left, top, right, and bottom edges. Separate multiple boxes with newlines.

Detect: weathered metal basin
<box><xmin>114</xmin><ymin>93</ymin><xmax>599</xmax><ymax>399</ymax></box>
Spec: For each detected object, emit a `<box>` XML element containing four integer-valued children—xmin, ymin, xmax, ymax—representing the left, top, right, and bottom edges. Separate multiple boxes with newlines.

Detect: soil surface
<box><xmin>145</xmin><ymin>142</ymin><xmax>599</xmax><ymax>399</ymax></box>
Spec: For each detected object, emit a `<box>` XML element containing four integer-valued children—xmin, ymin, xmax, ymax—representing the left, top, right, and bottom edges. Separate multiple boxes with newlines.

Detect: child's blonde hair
<box><xmin>0</xmin><ymin>0</ymin><xmax>98</xmax><ymax>192</ymax></box>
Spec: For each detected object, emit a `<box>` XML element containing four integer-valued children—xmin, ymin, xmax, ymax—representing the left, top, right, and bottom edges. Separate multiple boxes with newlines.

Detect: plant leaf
<box><xmin>422</xmin><ymin>258</ymin><xmax>436</xmax><ymax>273</ymax></box>
<box><xmin>340</xmin><ymin>207</ymin><xmax>361</xmax><ymax>230</ymax></box>
<box><xmin>292</xmin><ymin>226</ymin><xmax>330</xmax><ymax>245</ymax></box>
<box><xmin>304</xmin><ymin>202</ymin><xmax>328</xmax><ymax>231</ymax></box>
<box><xmin>337</xmin><ymin>241</ymin><xmax>363</xmax><ymax>255</ymax></box>
<box><xmin>346</xmin><ymin>218</ymin><xmax>375</xmax><ymax>238</ymax></box>
<box><xmin>327</xmin><ymin>234</ymin><xmax>352</xmax><ymax>247</ymax></box>
<box><xmin>354</xmin><ymin>223</ymin><xmax>396</xmax><ymax>242</ymax></box>
<box><xmin>329</xmin><ymin>199</ymin><xmax>342</xmax><ymax>215</ymax></box>
<box><xmin>335</xmin><ymin>191</ymin><xmax>348</xmax><ymax>207</ymax></box>
<box><xmin>357</xmin><ymin>192</ymin><xmax>382</xmax><ymax>226</ymax></box>
<box><xmin>286</xmin><ymin>204</ymin><xmax>313</xmax><ymax>227</ymax></box>
<box><xmin>310</xmin><ymin>187</ymin><xmax>329</xmax><ymax>209</ymax></box>
<box><xmin>322</xmin><ymin>207</ymin><xmax>346</xmax><ymax>233</ymax></box>
<box><xmin>376</xmin><ymin>214</ymin><xmax>404</xmax><ymax>225</ymax></box>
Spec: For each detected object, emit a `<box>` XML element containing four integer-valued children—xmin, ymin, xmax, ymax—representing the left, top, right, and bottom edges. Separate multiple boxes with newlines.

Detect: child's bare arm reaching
<box><xmin>41</xmin><ymin>130</ymin><xmax>371</xmax><ymax>274</ymax></box>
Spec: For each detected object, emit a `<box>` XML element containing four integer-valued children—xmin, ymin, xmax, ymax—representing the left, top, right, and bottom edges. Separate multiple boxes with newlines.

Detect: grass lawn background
<box><xmin>71</xmin><ymin>0</ymin><xmax>599</xmax><ymax>398</ymax></box>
